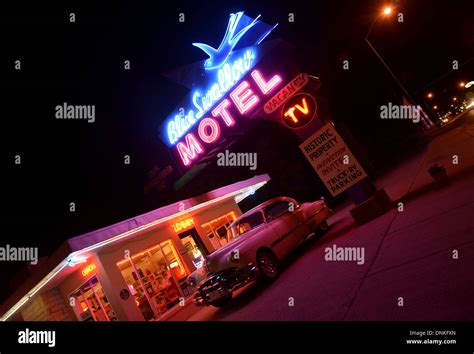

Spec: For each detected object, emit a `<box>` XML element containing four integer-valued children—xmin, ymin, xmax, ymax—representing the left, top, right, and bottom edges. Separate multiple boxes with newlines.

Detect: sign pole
<box><xmin>298</xmin><ymin>83</ymin><xmax>393</xmax><ymax>225</ymax></box>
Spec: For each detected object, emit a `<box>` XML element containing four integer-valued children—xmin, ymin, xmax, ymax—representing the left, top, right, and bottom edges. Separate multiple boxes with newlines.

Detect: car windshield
<box><xmin>228</xmin><ymin>211</ymin><xmax>264</xmax><ymax>239</ymax></box>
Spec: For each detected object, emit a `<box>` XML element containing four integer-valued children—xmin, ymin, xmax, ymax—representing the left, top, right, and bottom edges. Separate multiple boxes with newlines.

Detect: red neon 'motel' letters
<box><xmin>198</xmin><ymin>118</ymin><xmax>220</xmax><ymax>143</ymax></box>
<box><xmin>177</xmin><ymin>133</ymin><xmax>203</xmax><ymax>166</ymax></box>
<box><xmin>176</xmin><ymin>69</ymin><xmax>283</xmax><ymax>166</ymax></box>
<box><xmin>251</xmin><ymin>70</ymin><xmax>282</xmax><ymax>94</ymax></box>
<box><xmin>230</xmin><ymin>81</ymin><xmax>259</xmax><ymax>114</ymax></box>
<box><xmin>212</xmin><ymin>99</ymin><xmax>235</xmax><ymax>127</ymax></box>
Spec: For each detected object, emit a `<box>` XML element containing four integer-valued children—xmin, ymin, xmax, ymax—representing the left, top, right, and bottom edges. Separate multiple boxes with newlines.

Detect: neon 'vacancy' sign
<box><xmin>165</xmin><ymin>12</ymin><xmax>277</xmax><ymax>146</ymax></box>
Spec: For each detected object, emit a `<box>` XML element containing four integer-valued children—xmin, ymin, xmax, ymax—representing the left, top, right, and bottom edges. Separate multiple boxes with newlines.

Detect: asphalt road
<box><xmin>189</xmin><ymin>110</ymin><xmax>474</xmax><ymax>321</ymax></box>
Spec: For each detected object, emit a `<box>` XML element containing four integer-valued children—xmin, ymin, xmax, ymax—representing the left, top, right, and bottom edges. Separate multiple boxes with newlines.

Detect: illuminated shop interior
<box><xmin>0</xmin><ymin>174</ymin><xmax>269</xmax><ymax>322</ymax></box>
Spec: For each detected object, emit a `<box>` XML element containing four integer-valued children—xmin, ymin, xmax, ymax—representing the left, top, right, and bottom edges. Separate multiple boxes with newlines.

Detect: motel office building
<box><xmin>0</xmin><ymin>175</ymin><xmax>269</xmax><ymax>322</ymax></box>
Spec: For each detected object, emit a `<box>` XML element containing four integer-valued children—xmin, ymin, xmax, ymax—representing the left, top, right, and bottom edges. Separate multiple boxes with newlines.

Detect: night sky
<box><xmin>0</xmin><ymin>0</ymin><xmax>472</xmax><ymax>302</ymax></box>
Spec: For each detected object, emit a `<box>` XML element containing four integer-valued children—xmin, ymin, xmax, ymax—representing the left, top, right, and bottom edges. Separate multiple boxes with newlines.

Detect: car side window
<box><xmin>236</xmin><ymin>212</ymin><xmax>264</xmax><ymax>235</ymax></box>
<box><xmin>264</xmin><ymin>201</ymin><xmax>292</xmax><ymax>222</ymax></box>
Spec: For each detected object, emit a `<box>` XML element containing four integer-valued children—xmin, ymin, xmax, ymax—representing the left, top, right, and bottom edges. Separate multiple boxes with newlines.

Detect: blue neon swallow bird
<box><xmin>193</xmin><ymin>12</ymin><xmax>274</xmax><ymax>70</ymax></box>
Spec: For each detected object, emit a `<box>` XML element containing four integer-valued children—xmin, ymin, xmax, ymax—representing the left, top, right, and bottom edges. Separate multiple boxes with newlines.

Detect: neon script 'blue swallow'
<box><xmin>193</xmin><ymin>11</ymin><xmax>276</xmax><ymax>70</ymax></box>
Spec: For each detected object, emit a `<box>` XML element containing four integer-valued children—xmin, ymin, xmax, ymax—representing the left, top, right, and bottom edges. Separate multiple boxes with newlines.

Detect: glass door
<box><xmin>71</xmin><ymin>275</ymin><xmax>117</xmax><ymax>322</ymax></box>
<box><xmin>178</xmin><ymin>228</ymin><xmax>207</xmax><ymax>269</ymax></box>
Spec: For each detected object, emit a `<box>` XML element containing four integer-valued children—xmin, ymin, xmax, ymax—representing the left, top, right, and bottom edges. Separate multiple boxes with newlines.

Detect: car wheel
<box><xmin>210</xmin><ymin>292</ymin><xmax>232</xmax><ymax>308</ymax></box>
<box><xmin>256</xmin><ymin>250</ymin><xmax>279</xmax><ymax>281</ymax></box>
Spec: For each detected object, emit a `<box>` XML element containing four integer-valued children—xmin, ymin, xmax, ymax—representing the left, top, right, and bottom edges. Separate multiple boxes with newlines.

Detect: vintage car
<box><xmin>194</xmin><ymin>196</ymin><xmax>330</xmax><ymax>307</ymax></box>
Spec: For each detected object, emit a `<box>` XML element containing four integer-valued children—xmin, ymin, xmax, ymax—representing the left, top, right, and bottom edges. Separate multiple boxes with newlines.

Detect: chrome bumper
<box><xmin>194</xmin><ymin>264</ymin><xmax>259</xmax><ymax>306</ymax></box>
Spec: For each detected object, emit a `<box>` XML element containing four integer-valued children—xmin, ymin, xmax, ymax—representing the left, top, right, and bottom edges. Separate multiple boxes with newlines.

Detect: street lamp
<box><xmin>383</xmin><ymin>7</ymin><xmax>392</xmax><ymax>15</ymax></box>
<box><xmin>366</xmin><ymin>6</ymin><xmax>393</xmax><ymax>42</ymax></box>
<box><xmin>459</xmin><ymin>82</ymin><xmax>465</xmax><ymax>88</ymax></box>
<box><xmin>427</xmin><ymin>93</ymin><xmax>433</xmax><ymax>98</ymax></box>
<box><xmin>365</xmin><ymin>6</ymin><xmax>418</xmax><ymax>106</ymax></box>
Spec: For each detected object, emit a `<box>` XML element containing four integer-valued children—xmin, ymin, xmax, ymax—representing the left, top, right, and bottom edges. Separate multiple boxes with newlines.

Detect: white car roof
<box><xmin>231</xmin><ymin>196</ymin><xmax>297</xmax><ymax>226</ymax></box>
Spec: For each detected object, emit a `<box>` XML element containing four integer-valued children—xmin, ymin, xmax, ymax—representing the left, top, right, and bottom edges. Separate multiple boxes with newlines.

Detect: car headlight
<box><xmin>229</xmin><ymin>250</ymin><xmax>240</xmax><ymax>263</ymax></box>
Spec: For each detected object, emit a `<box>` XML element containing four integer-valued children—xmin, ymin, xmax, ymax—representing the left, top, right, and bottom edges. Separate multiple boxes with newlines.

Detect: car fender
<box><xmin>301</xmin><ymin>201</ymin><xmax>326</xmax><ymax>220</ymax></box>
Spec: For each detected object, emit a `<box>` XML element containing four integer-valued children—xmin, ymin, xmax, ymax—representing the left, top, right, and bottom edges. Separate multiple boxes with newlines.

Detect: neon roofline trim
<box><xmin>0</xmin><ymin>180</ymin><xmax>267</xmax><ymax>321</ymax></box>
<box><xmin>1</xmin><ymin>261</ymin><xmax>69</xmax><ymax>321</ymax></box>
<box><xmin>77</xmin><ymin>181</ymin><xmax>266</xmax><ymax>254</ymax></box>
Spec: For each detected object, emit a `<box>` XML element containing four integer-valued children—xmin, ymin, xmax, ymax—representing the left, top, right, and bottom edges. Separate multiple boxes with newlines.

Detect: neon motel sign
<box><xmin>167</xmin><ymin>48</ymin><xmax>257</xmax><ymax>145</ymax></box>
<box><xmin>163</xmin><ymin>12</ymin><xmax>283</xmax><ymax>167</ymax></box>
<box><xmin>176</xmin><ymin>70</ymin><xmax>282</xmax><ymax>166</ymax></box>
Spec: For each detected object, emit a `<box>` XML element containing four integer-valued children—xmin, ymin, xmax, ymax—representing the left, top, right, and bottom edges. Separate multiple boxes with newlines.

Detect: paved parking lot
<box><xmin>188</xmin><ymin>112</ymin><xmax>474</xmax><ymax>321</ymax></box>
